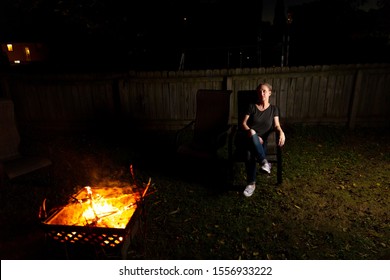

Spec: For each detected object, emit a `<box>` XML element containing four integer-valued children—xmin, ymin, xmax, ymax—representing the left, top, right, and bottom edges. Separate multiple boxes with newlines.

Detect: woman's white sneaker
<box><xmin>261</xmin><ymin>160</ymin><xmax>271</xmax><ymax>174</ymax></box>
<box><xmin>243</xmin><ymin>184</ymin><xmax>256</xmax><ymax>197</ymax></box>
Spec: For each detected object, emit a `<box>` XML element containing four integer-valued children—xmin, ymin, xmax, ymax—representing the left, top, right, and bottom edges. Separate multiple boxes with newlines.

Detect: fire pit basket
<box><xmin>40</xmin><ymin>184</ymin><xmax>146</xmax><ymax>258</ymax></box>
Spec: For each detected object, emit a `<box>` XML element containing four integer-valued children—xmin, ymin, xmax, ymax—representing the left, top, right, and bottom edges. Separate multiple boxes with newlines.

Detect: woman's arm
<box><xmin>274</xmin><ymin>116</ymin><xmax>285</xmax><ymax>147</ymax></box>
<box><xmin>242</xmin><ymin>114</ymin><xmax>263</xmax><ymax>143</ymax></box>
<box><xmin>241</xmin><ymin>114</ymin><xmax>251</xmax><ymax>131</ymax></box>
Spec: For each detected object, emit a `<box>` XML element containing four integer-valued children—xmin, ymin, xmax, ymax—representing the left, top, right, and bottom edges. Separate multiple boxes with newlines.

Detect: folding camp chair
<box><xmin>176</xmin><ymin>89</ymin><xmax>233</xmax><ymax>161</ymax></box>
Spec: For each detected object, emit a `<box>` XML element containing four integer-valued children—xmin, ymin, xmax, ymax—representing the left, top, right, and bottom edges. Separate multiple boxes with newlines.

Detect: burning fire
<box><xmin>44</xmin><ymin>176</ymin><xmax>150</xmax><ymax>229</ymax></box>
<box><xmin>40</xmin><ymin>166</ymin><xmax>150</xmax><ymax>249</ymax></box>
<box><xmin>82</xmin><ymin>198</ymin><xmax>120</xmax><ymax>222</ymax></box>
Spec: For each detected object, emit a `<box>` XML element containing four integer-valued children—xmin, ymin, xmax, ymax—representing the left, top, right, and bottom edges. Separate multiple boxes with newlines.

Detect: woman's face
<box><xmin>257</xmin><ymin>85</ymin><xmax>271</xmax><ymax>103</ymax></box>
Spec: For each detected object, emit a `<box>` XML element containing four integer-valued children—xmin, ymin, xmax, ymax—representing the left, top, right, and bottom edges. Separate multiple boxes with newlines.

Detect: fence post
<box><xmin>224</xmin><ymin>76</ymin><xmax>233</xmax><ymax>91</ymax></box>
<box><xmin>224</xmin><ymin>76</ymin><xmax>234</xmax><ymax>124</ymax></box>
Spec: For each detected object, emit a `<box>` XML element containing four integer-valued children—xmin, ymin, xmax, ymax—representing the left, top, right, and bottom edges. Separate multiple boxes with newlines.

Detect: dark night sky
<box><xmin>0</xmin><ymin>0</ymin><xmax>388</xmax><ymax>70</ymax></box>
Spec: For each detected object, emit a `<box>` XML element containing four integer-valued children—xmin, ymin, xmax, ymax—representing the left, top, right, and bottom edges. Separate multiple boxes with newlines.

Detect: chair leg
<box><xmin>227</xmin><ymin>160</ymin><xmax>234</xmax><ymax>183</ymax></box>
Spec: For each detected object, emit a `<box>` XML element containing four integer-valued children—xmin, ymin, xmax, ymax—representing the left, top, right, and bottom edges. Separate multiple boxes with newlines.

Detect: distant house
<box><xmin>0</xmin><ymin>42</ymin><xmax>48</xmax><ymax>65</ymax></box>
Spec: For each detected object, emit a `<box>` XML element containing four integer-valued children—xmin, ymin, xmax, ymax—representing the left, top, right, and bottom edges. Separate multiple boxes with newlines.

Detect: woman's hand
<box><xmin>278</xmin><ymin>132</ymin><xmax>286</xmax><ymax>147</ymax></box>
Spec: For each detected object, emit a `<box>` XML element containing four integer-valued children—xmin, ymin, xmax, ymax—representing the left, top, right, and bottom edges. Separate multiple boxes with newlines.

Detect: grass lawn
<box><xmin>1</xmin><ymin>124</ymin><xmax>389</xmax><ymax>260</ymax></box>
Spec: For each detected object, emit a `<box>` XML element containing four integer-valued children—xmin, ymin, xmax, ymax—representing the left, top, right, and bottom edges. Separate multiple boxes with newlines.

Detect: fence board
<box><xmin>271</xmin><ymin>78</ymin><xmax>280</xmax><ymax>107</ymax></box>
<box><xmin>294</xmin><ymin>77</ymin><xmax>304</xmax><ymax>119</ymax></box>
<box><xmin>341</xmin><ymin>74</ymin><xmax>354</xmax><ymax>119</ymax></box>
<box><xmin>302</xmin><ymin>76</ymin><xmax>312</xmax><ymax>119</ymax></box>
<box><xmin>333</xmin><ymin>75</ymin><xmax>345</xmax><ymax>118</ymax></box>
<box><xmin>325</xmin><ymin>75</ymin><xmax>336</xmax><ymax>119</ymax></box>
<box><xmin>309</xmin><ymin>75</ymin><xmax>320</xmax><ymax>119</ymax></box>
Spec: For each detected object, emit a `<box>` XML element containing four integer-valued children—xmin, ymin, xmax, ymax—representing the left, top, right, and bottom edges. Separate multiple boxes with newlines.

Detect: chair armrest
<box><xmin>214</xmin><ymin>124</ymin><xmax>234</xmax><ymax>149</ymax></box>
<box><xmin>175</xmin><ymin>120</ymin><xmax>195</xmax><ymax>148</ymax></box>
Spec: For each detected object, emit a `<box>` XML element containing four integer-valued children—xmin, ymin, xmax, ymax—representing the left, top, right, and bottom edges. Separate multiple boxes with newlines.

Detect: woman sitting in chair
<box><xmin>240</xmin><ymin>83</ymin><xmax>286</xmax><ymax>197</ymax></box>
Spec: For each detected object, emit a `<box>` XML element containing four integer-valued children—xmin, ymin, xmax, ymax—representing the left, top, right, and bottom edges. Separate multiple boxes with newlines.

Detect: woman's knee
<box><xmin>249</xmin><ymin>129</ymin><xmax>257</xmax><ymax>136</ymax></box>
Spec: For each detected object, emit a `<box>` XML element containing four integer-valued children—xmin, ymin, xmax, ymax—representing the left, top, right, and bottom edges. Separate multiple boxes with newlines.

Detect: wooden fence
<box><xmin>1</xmin><ymin>63</ymin><xmax>389</xmax><ymax>132</ymax></box>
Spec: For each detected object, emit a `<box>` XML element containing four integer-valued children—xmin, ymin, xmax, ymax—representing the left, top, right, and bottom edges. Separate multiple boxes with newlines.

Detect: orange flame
<box><xmin>45</xmin><ymin>184</ymin><xmax>141</xmax><ymax>229</ymax></box>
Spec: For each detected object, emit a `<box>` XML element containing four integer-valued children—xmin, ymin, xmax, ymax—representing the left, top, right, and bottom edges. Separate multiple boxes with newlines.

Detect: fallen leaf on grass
<box><xmin>168</xmin><ymin>207</ymin><xmax>180</xmax><ymax>215</ymax></box>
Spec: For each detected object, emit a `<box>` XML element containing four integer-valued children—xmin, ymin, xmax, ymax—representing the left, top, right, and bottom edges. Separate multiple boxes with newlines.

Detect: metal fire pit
<box><xmin>41</xmin><ymin>180</ymin><xmax>149</xmax><ymax>259</ymax></box>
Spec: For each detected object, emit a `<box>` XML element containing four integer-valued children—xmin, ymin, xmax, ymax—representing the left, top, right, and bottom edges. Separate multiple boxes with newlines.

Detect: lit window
<box><xmin>7</xmin><ymin>44</ymin><xmax>13</xmax><ymax>52</ymax></box>
<box><xmin>14</xmin><ymin>60</ymin><xmax>21</xmax><ymax>64</ymax></box>
<box><xmin>25</xmin><ymin>47</ymin><xmax>31</xmax><ymax>61</ymax></box>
